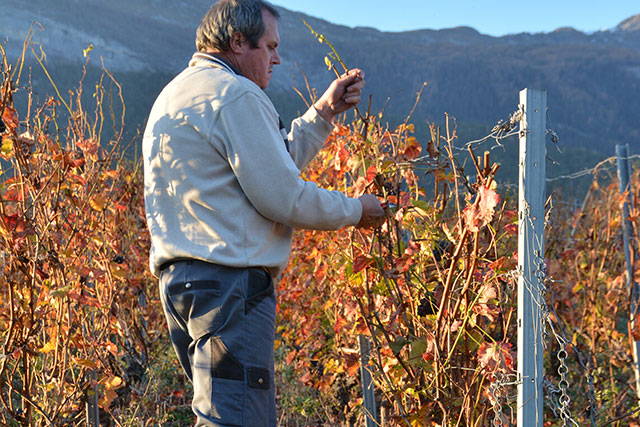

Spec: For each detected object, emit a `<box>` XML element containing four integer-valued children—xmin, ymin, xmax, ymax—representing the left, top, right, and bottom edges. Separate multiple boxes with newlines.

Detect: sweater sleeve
<box><xmin>214</xmin><ymin>92</ymin><xmax>362</xmax><ymax>230</ymax></box>
<box><xmin>286</xmin><ymin>107</ymin><xmax>334</xmax><ymax>170</ymax></box>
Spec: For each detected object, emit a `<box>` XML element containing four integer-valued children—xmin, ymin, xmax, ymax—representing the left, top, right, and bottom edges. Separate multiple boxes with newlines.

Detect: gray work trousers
<box><xmin>159</xmin><ymin>259</ymin><xmax>277</xmax><ymax>426</ymax></box>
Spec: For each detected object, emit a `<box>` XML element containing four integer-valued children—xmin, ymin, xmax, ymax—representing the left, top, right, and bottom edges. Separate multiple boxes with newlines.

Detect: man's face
<box><xmin>236</xmin><ymin>10</ymin><xmax>281</xmax><ymax>90</ymax></box>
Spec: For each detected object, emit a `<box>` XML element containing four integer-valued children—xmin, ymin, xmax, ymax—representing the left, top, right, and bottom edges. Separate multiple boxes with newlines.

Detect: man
<box><xmin>142</xmin><ymin>0</ymin><xmax>384</xmax><ymax>425</ymax></box>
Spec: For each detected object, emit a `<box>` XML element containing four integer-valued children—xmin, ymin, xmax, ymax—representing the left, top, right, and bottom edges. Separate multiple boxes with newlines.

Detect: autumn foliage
<box><xmin>0</xmin><ymin>48</ymin><xmax>183</xmax><ymax>425</ymax></box>
<box><xmin>2</xmin><ymin>42</ymin><xmax>640</xmax><ymax>426</ymax></box>
<box><xmin>277</xmin><ymin>112</ymin><xmax>522</xmax><ymax>425</ymax></box>
<box><xmin>277</xmin><ymin>109</ymin><xmax>640</xmax><ymax>425</ymax></box>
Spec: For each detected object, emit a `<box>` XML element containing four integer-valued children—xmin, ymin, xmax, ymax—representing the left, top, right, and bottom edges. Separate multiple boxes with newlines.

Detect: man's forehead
<box><xmin>262</xmin><ymin>11</ymin><xmax>280</xmax><ymax>42</ymax></box>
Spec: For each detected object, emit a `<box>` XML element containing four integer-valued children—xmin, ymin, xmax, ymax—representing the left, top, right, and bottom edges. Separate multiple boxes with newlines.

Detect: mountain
<box><xmin>618</xmin><ymin>14</ymin><xmax>640</xmax><ymax>31</ymax></box>
<box><xmin>3</xmin><ymin>1</ymin><xmax>640</xmax><ymax>187</ymax></box>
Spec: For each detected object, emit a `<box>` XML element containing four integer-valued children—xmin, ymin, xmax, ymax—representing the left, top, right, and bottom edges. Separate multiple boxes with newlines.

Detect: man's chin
<box><xmin>261</xmin><ymin>78</ymin><xmax>272</xmax><ymax>90</ymax></box>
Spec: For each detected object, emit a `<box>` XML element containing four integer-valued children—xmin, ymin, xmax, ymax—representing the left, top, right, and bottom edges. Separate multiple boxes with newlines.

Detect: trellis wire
<box><xmin>358</xmin><ymin>88</ymin><xmax>640</xmax><ymax>425</ymax></box>
<box><xmin>454</xmin><ymin>93</ymin><xmax>640</xmax><ymax>426</ymax></box>
<box><xmin>487</xmin><ymin>89</ymin><xmax>599</xmax><ymax>427</ymax></box>
<box><xmin>529</xmin><ymin>228</ymin><xmax>582</xmax><ymax>427</ymax></box>
<box><xmin>615</xmin><ymin>144</ymin><xmax>640</xmax><ymax>407</ymax></box>
<box><xmin>546</xmin><ymin>154</ymin><xmax>640</xmax><ymax>183</ymax></box>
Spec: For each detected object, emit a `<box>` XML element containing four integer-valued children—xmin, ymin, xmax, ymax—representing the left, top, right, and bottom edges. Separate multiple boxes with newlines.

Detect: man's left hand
<box><xmin>313</xmin><ymin>69</ymin><xmax>365</xmax><ymax>122</ymax></box>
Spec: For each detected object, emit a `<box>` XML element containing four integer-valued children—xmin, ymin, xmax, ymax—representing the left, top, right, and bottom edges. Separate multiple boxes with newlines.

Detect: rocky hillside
<box><xmin>3</xmin><ymin>1</ymin><xmax>640</xmax><ymax>184</ymax></box>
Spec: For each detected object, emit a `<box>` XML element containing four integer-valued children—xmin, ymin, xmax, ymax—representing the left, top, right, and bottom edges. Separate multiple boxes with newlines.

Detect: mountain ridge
<box><xmin>3</xmin><ymin>1</ymin><xmax>640</xmax><ymax>188</ymax></box>
<box><xmin>4</xmin><ymin>2</ymin><xmax>639</xmax><ymax>73</ymax></box>
<box><xmin>617</xmin><ymin>14</ymin><xmax>640</xmax><ymax>31</ymax></box>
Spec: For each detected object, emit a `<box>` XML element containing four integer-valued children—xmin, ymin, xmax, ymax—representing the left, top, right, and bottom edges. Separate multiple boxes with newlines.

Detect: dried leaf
<box><xmin>63</xmin><ymin>151</ymin><xmax>85</xmax><ymax>168</ymax></box>
<box><xmin>427</xmin><ymin>140</ymin><xmax>438</xmax><ymax>158</ymax></box>
<box><xmin>333</xmin><ymin>316</ymin><xmax>347</xmax><ymax>333</ymax></box>
<box><xmin>477</xmin><ymin>342</ymin><xmax>514</xmax><ymax>377</ymax></box>
<box><xmin>2</xmin><ymin>107</ymin><xmax>19</xmax><ymax>132</ymax></box>
<box><xmin>77</xmin><ymin>138</ymin><xmax>99</xmax><ymax>155</ymax></box>
<box><xmin>99</xmin><ymin>387</ymin><xmax>118</xmax><ymax>409</ymax></box>
<box><xmin>473</xmin><ymin>282</ymin><xmax>500</xmax><ymax>322</ymax></box>
<box><xmin>366</xmin><ymin>165</ymin><xmax>378</xmax><ymax>184</ymax></box>
<box><xmin>75</xmin><ymin>358</ymin><xmax>97</xmax><ymax>369</ymax></box>
<box><xmin>353</xmin><ymin>254</ymin><xmax>374</xmax><ymax>274</ymax></box>
<box><xmin>403</xmin><ymin>137</ymin><xmax>421</xmax><ymax>160</ymax></box>
<box><xmin>632</xmin><ymin>314</ymin><xmax>640</xmax><ymax>342</ymax></box>
<box><xmin>464</xmin><ymin>185</ymin><xmax>501</xmax><ymax>232</ymax></box>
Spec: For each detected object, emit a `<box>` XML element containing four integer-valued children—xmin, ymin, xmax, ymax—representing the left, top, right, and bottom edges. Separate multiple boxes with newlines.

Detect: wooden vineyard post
<box><xmin>517</xmin><ymin>88</ymin><xmax>546</xmax><ymax>426</ymax></box>
<box><xmin>615</xmin><ymin>144</ymin><xmax>640</xmax><ymax>405</ymax></box>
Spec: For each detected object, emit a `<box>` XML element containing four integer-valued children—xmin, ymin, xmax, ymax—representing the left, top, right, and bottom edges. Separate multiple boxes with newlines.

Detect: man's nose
<box><xmin>272</xmin><ymin>49</ymin><xmax>281</xmax><ymax>65</ymax></box>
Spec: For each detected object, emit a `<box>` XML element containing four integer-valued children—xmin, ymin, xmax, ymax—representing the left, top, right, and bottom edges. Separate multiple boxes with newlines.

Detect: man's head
<box><xmin>196</xmin><ymin>0</ymin><xmax>281</xmax><ymax>89</ymax></box>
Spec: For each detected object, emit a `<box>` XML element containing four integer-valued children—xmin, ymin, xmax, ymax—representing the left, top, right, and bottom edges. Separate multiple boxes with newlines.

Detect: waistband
<box><xmin>159</xmin><ymin>258</ymin><xmax>271</xmax><ymax>276</ymax></box>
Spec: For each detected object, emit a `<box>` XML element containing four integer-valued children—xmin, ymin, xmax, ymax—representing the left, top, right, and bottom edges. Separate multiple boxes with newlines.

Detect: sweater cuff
<box><xmin>349</xmin><ymin>197</ymin><xmax>364</xmax><ymax>226</ymax></box>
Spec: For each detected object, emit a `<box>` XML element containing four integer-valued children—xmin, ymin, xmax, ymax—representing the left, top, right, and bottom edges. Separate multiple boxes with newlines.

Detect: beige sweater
<box><xmin>143</xmin><ymin>54</ymin><xmax>362</xmax><ymax>277</ymax></box>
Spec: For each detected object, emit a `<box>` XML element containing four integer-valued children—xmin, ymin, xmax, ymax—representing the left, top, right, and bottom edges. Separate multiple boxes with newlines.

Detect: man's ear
<box><xmin>229</xmin><ymin>32</ymin><xmax>245</xmax><ymax>54</ymax></box>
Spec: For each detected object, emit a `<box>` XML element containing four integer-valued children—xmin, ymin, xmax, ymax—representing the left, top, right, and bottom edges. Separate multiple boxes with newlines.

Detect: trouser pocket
<box><xmin>160</xmin><ymin>262</ymin><xmax>277</xmax><ymax>426</ymax></box>
<box><xmin>245</xmin><ymin>268</ymin><xmax>274</xmax><ymax>313</ymax></box>
<box><xmin>167</xmin><ymin>279</ymin><xmax>222</xmax><ymax>339</ymax></box>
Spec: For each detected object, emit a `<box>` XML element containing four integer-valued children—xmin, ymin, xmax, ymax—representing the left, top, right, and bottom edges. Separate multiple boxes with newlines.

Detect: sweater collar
<box><xmin>189</xmin><ymin>52</ymin><xmax>289</xmax><ymax>152</ymax></box>
<box><xmin>189</xmin><ymin>52</ymin><xmax>242</xmax><ymax>76</ymax></box>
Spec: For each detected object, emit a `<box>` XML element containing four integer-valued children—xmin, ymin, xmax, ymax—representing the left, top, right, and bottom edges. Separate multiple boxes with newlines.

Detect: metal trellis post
<box><xmin>86</xmin><ymin>368</ymin><xmax>99</xmax><ymax>427</ymax></box>
<box><xmin>359</xmin><ymin>335</ymin><xmax>377</xmax><ymax>427</ymax></box>
<box><xmin>615</xmin><ymin>143</ymin><xmax>640</xmax><ymax>405</ymax></box>
<box><xmin>517</xmin><ymin>88</ymin><xmax>546</xmax><ymax>427</ymax></box>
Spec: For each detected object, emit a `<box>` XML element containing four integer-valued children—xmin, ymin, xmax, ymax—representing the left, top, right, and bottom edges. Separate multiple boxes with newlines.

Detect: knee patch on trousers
<box><xmin>210</xmin><ymin>336</ymin><xmax>243</xmax><ymax>381</ymax></box>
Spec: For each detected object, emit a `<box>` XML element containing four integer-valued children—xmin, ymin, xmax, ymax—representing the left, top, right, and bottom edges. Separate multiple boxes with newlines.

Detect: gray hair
<box><xmin>196</xmin><ymin>0</ymin><xmax>280</xmax><ymax>52</ymax></box>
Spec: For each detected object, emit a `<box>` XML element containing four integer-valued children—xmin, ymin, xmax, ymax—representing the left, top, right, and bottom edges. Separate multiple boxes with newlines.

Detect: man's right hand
<box><xmin>356</xmin><ymin>194</ymin><xmax>384</xmax><ymax>228</ymax></box>
<box><xmin>314</xmin><ymin>69</ymin><xmax>365</xmax><ymax>122</ymax></box>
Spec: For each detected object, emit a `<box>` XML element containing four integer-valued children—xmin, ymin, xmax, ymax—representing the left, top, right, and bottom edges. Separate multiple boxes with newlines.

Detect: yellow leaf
<box><xmin>324</xmin><ymin>56</ymin><xmax>332</xmax><ymax>70</ymax></box>
<box><xmin>110</xmin><ymin>263</ymin><xmax>127</xmax><ymax>280</ymax></box>
<box><xmin>104</xmin><ymin>375</ymin><xmax>123</xmax><ymax>390</ymax></box>
<box><xmin>59</xmin><ymin>248</ymin><xmax>74</xmax><ymax>258</ymax></box>
<box><xmin>83</xmin><ymin>43</ymin><xmax>93</xmax><ymax>58</ymax></box>
<box><xmin>39</xmin><ymin>337</ymin><xmax>57</xmax><ymax>354</ymax></box>
<box><xmin>1</xmin><ymin>137</ymin><xmax>13</xmax><ymax>158</ymax></box>
<box><xmin>75</xmin><ymin>358</ymin><xmax>97</xmax><ymax>369</ymax></box>
<box><xmin>89</xmin><ymin>195</ymin><xmax>107</xmax><ymax>211</ymax></box>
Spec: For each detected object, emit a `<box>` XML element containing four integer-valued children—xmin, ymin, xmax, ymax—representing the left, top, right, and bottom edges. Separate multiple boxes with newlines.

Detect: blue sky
<box><xmin>271</xmin><ymin>1</ymin><xmax>639</xmax><ymax>36</ymax></box>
